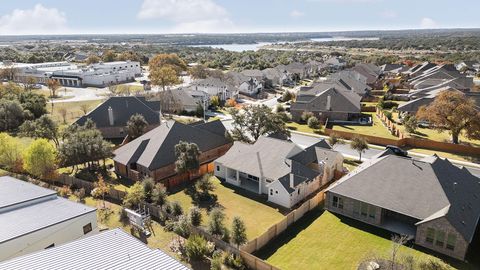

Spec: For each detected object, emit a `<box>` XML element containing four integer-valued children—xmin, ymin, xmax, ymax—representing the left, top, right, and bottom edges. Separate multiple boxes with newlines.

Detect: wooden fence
<box><xmin>241</xmin><ymin>189</ymin><xmax>326</xmax><ymax>254</ymax></box>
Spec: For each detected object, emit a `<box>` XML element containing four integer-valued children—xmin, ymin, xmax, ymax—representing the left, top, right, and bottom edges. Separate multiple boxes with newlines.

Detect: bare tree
<box><xmin>390</xmin><ymin>235</ymin><xmax>409</xmax><ymax>270</ymax></box>
<box><xmin>58</xmin><ymin>107</ymin><xmax>68</xmax><ymax>124</ymax></box>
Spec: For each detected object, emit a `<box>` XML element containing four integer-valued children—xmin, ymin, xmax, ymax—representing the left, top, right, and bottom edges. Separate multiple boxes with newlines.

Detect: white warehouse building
<box><xmin>1</xmin><ymin>60</ymin><xmax>142</xmax><ymax>87</ymax></box>
<box><xmin>0</xmin><ymin>176</ymin><xmax>98</xmax><ymax>261</ymax></box>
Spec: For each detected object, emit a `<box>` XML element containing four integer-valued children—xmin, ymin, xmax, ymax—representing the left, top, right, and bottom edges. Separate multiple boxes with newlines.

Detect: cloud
<box><xmin>137</xmin><ymin>0</ymin><xmax>234</xmax><ymax>33</ymax></box>
<box><xmin>290</xmin><ymin>10</ymin><xmax>305</xmax><ymax>18</ymax></box>
<box><xmin>380</xmin><ymin>10</ymin><xmax>397</xmax><ymax>19</ymax></box>
<box><xmin>420</xmin><ymin>17</ymin><xmax>438</xmax><ymax>28</ymax></box>
<box><xmin>0</xmin><ymin>4</ymin><xmax>68</xmax><ymax>35</ymax></box>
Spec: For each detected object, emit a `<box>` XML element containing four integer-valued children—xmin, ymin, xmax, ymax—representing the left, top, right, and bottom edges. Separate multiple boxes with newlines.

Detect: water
<box><xmin>191</xmin><ymin>37</ymin><xmax>379</xmax><ymax>52</ymax></box>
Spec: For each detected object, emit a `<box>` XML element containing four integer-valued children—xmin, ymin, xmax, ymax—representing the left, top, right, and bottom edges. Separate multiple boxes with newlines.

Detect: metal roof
<box><xmin>0</xmin><ymin>228</ymin><xmax>189</xmax><ymax>270</ymax></box>
<box><xmin>0</xmin><ymin>176</ymin><xmax>55</xmax><ymax>210</ymax></box>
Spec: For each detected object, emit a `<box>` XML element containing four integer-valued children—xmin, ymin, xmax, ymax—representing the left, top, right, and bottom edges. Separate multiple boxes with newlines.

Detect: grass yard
<box><xmin>332</xmin><ymin>112</ymin><xmax>398</xmax><ymax>140</ymax></box>
<box><xmin>48</xmin><ymin>99</ymin><xmax>104</xmax><ymax>124</ymax></box>
<box><xmin>257</xmin><ymin>210</ymin><xmax>470</xmax><ymax>270</ymax></box>
<box><xmin>286</xmin><ymin>122</ymin><xmax>324</xmax><ymax>135</ymax></box>
<box><xmin>343</xmin><ymin>158</ymin><xmax>362</xmax><ymax>172</ymax></box>
<box><xmin>168</xmin><ymin>176</ymin><xmax>285</xmax><ymax>240</ymax></box>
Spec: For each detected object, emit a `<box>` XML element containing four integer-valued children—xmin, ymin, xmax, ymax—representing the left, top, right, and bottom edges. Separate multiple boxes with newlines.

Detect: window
<box><xmin>216</xmin><ymin>166</ymin><xmax>220</xmax><ymax>171</ymax></box>
<box><xmin>435</xmin><ymin>230</ymin><xmax>445</xmax><ymax>247</ymax></box>
<box><xmin>270</xmin><ymin>189</ymin><xmax>273</xmax><ymax>196</ymax></box>
<box><xmin>426</xmin><ymin>228</ymin><xmax>435</xmax><ymax>244</ymax></box>
<box><xmin>446</xmin><ymin>233</ymin><xmax>456</xmax><ymax>251</ymax></box>
<box><xmin>353</xmin><ymin>201</ymin><xmax>360</xmax><ymax>215</ymax></box>
<box><xmin>368</xmin><ymin>205</ymin><xmax>376</xmax><ymax>219</ymax></box>
<box><xmin>298</xmin><ymin>189</ymin><xmax>300</xmax><ymax>195</ymax></box>
<box><xmin>338</xmin><ymin>197</ymin><xmax>344</xmax><ymax>209</ymax></box>
<box><xmin>361</xmin><ymin>203</ymin><xmax>368</xmax><ymax>217</ymax></box>
<box><xmin>332</xmin><ymin>196</ymin><xmax>338</xmax><ymax>207</ymax></box>
<box><xmin>83</xmin><ymin>223</ymin><xmax>92</xmax><ymax>235</ymax></box>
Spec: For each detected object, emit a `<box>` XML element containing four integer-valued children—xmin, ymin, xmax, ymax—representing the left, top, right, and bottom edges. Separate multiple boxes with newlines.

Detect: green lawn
<box><xmin>286</xmin><ymin>122</ymin><xmax>324</xmax><ymax>135</ymax></box>
<box><xmin>343</xmin><ymin>158</ymin><xmax>362</xmax><ymax>172</ymax></box>
<box><xmin>168</xmin><ymin>176</ymin><xmax>285</xmax><ymax>240</ymax></box>
<box><xmin>257</xmin><ymin>210</ymin><xmax>466</xmax><ymax>270</ymax></box>
<box><xmin>332</xmin><ymin>113</ymin><xmax>398</xmax><ymax>140</ymax></box>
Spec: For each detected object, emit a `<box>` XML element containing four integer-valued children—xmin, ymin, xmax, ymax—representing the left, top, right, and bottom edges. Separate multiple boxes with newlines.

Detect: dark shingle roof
<box><xmin>75</xmin><ymin>96</ymin><xmax>160</xmax><ymax>128</ymax></box>
<box><xmin>113</xmin><ymin>120</ymin><xmax>230</xmax><ymax>170</ymax></box>
<box><xmin>328</xmin><ymin>155</ymin><xmax>480</xmax><ymax>243</ymax></box>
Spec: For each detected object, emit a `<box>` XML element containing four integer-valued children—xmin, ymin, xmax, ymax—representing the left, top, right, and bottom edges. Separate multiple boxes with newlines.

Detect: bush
<box><xmin>170</xmin><ymin>201</ymin><xmax>184</xmax><ymax>218</ymax></box>
<box><xmin>278</xmin><ymin>111</ymin><xmax>291</xmax><ymax>122</ymax></box>
<box><xmin>58</xmin><ymin>185</ymin><xmax>71</xmax><ymax>198</ymax></box>
<box><xmin>195</xmin><ymin>174</ymin><xmax>215</xmax><ymax>200</ymax></box>
<box><xmin>174</xmin><ymin>215</ymin><xmax>191</xmax><ymax>238</ymax></box>
<box><xmin>142</xmin><ymin>177</ymin><xmax>155</xmax><ymax>202</ymax></box>
<box><xmin>151</xmin><ymin>183</ymin><xmax>168</xmax><ymax>206</ymax></box>
<box><xmin>122</xmin><ymin>182</ymin><xmax>145</xmax><ymax>209</ymax></box>
<box><xmin>281</xmin><ymin>91</ymin><xmax>294</xmax><ymax>102</ymax></box>
<box><xmin>210</xmin><ymin>250</ymin><xmax>224</xmax><ymax>270</ymax></box>
<box><xmin>74</xmin><ymin>188</ymin><xmax>86</xmax><ymax>202</ymax></box>
<box><xmin>223</xmin><ymin>252</ymin><xmax>245</xmax><ymax>270</ymax></box>
<box><xmin>225</xmin><ymin>99</ymin><xmax>237</xmax><ymax>108</ymax></box>
<box><xmin>300</xmin><ymin>111</ymin><xmax>314</xmax><ymax>123</ymax></box>
<box><xmin>276</xmin><ymin>104</ymin><xmax>285</xmax><ymax>113</ymax></box>
<box><xmin>383</xmin><ymin>110</ymin><xmax>393</xmax><ymax>121</ymax></box>
<box><xmin>189</xmin><ymin>206</ymin><xmax>202</xmax><ymax>226</ymax></box>
<box><xmin>307</xmin><ymin>116</ymin><xmax>321</xmax><ymax>129</ymax></box>
<box><xmin>185</xmin><ymin>235</ymin><xmax>211</xmax><ymax>261</ymax></box>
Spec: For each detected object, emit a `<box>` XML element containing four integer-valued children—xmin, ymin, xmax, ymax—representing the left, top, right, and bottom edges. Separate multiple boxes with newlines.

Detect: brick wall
<box><xmin>415</xmin><ymin>217</ymin><xmax>469</xmax><ymax>261</ymax></box>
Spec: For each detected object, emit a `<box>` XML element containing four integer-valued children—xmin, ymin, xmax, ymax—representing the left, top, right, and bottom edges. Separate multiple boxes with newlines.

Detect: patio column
<box><xmin>258</xmin><ymin>178</ymin><xmax>262</xmax><ymax>195</ymax></box>
<box><xmin>235</xmin><ymin>170</ymin><xmax>239</xmax><ymax>183</ymax></box>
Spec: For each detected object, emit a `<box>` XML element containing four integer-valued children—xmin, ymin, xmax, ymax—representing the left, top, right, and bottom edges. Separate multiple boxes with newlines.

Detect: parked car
<box><xmin>385</xmin><ymin>145</ymin><xmax>409</xmax><ymax>157</ymax></box>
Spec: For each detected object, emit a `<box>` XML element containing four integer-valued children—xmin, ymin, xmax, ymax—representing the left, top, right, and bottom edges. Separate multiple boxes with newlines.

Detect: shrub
<box><xmin>74</xmin><ymin>188</ymin><xmax>86</xmax><ymax>202</ymax></box>
<box><xmin>195</xmin><ymin>174</ymin><xmax>215</xmax><ymax>200</ymax></box>
<box><xmin>281</xmin><ymin>91</ymin><xmax>294</xmax><ymax>102</ymax></box>
<box><xmin>307</xmin><ymin>116</ymin><xmax>321</xmax><ymax>129</ymax></box>
<box><xmin>189</xmin><ymin>206</ymin><xmax>202</xmax><ymax>226</ymax></box>
<box><xmin>276</xmin><ymin>104</ymin><xmax>285</xmax><ymax>113</ymax></box>
<box><xmin>174</xmin><ymin>215</ymin><xmax>191</xmax><ymax>238</ymax></box>
<box><xmin>58</xmin><ymin>185</ymin><xmax>71</xmax><ymax>198</ymax></box>
<box><xmin>142</xmin><ymin>177</ymin><xmax>155</xmax><ymax>202</ymax></box>
<box><xmin>383</xmin><ymin>110</ymin><xmax>393</xmax><ymax>121</ymax></box>
<box><xmin>122</xmin><ymin>182</ymin><xmax>145</xmax><ymax>209</ymax></box>
<box><xmin>210</xmin><ymin>250</ymin><xmax>224</xmax><ymax>270</ymax></box>
<box><xmin>223</xmin><ymin>252</ymin><xmax>245</xmax><ymax>270</ymax></box>
<box><xmin>185</xmin><ymin>235</ymin><xmax>210</xmax><ymax>261</ymax></box>
<box><xmin>300</xmin><ymin>111</ymin><xmax>314</xmax><ymax>123</ymax></box>
<box><xmin>225</xmin><ymin>99</ymin><xmax>237</xmax><ymax>108</ymax></box>
<box><xmin>278</xmin><ymin>111</ymin><xmax>291</xmax><ymax>122</ymax></box>
<box><xmin>151</xmin><ymin>183</ymin><xmax>168</xmax><ymax>206</ymax></box>
<box><xmin>170</xmin><ymin>201</ymin><xmax>184</xmax><ymax>218</ymax></box>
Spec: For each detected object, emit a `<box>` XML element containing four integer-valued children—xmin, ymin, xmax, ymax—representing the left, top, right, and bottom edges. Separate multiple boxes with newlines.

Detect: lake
<box><xmin>190</xmin><ymin>37</ymin><xmax>379</xmax><ymax>52</ymax></box>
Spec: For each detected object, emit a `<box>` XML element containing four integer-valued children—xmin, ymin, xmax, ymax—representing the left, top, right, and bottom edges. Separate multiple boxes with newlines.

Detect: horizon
<box><xmin>1</xmin><ymin>1</ymin><xmax>480</xmax><ymax>35</ymax></box>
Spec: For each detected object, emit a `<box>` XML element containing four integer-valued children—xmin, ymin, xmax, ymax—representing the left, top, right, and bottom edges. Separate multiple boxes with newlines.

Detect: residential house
<box><xmin>113</xmin><ymin>120</ymin><xmax>232</xmax><ymax>185</ymax></box>
<box><xmin>0</xmin><ymin>176</ymin><xmax>97</xmax><ymax>261</ymax></box>
<box><xmin>325</xmin><ymin>56</ymin><xmax>347</xmax><ymax>70</ymax></box>
<box><xmin>408</xmin><ymin>64</ymin><xmax>473</xmax><ymax>91</ymax></box>
<box><xmin>226</xmin><ymin>71</ymin><xmax>263</xmax><ymax>96</ymax></box>
<box><xmin>291</xmin><ymin>82</ymin><xmax>362</xmax><ymax>122</ymax></box>
<box><xmin>262</xmin><ymin>67</ymin><xmax>291</xmax><ymax>87</ymax></box>
<box><xmin>352</xmin><ymin>63</ymin><xmax>382</xmax><ymax>86</ymax></box>
<box><xmin>75</xmin><ymin>96</ymin><xmax>161</xmax><ymax>140</ymax></box>
<box><xmin>398</xmin><ymin>90</ymin><xmax>480</xmax><ymax>115</ymax></box>
<box><xmin>190</xmin><ymin>77</ymin><xmax>239</xmax><ymax>102</ymax></box>
<box><xmin>214</xmin><ymin>136</ymin><xmax>343</xmax><ymax>209</ymax></box>
<box><xmin>149</xmin><ymin>89</ymin><xmax>199</xmax><ymax>113</ymax></box>
<box><xmin>325</xmin><ymin>154</ymin><xmax>480</xmax><ymax>260</ymax></box>
<box><xmin>329</xmin><ymin>70</ymin><xmax>371</xmax><ymax>97</ymax></box>
<box><xmin>0</xmin><ymin>228</ymin><xmax>188</xmax><ymax>269</ymax></box>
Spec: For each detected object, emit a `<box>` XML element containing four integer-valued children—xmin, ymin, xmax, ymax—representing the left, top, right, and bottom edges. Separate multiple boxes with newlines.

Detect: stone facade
<box><xmin>415</xmin><ymin>217</ymin><xmax>469</xmax><ymax>261</ymax></box>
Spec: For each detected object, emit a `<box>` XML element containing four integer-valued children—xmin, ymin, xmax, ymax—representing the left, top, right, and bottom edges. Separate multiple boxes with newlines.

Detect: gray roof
<box><xmin>0</xmin><ymin>176</ymin><xmax>96</xmax><ymax>244</ymax></box>
<box><xmin>216</xmin><ymin>137</ymin><xmax>337</xmax><ymax>193</ymax></box>
<box><xmin>292</xmin><ymin>84</ymin><xmax>361</xmax><ymax>113</ymax></box>
<box><xmin>114</xmin><ymin>120</ymin><xmax>230</xmax><ymax>170</ymax></box>
<box><xmin>75</xmin><ymin>96</ymin><xmax>160</xmax><ymax>128</ymax></box>
<box><xmin>352</xmin><ymin>63</ymin><xmax>381</xmax><ymax>84</ymax></box>
<box><xmin>0</xmin><ymin>228</ymin><xmax>189</xmax><ymax>270</ymax></box>
<box><xmin>327</xmin><ymin>155</ymin><xmax>480</xmax><ymax>243</ymax></box>
<box><xmin>0</xmin><ymin>176</ymin><xmax>55</xmax><ymax>209</ymax></box>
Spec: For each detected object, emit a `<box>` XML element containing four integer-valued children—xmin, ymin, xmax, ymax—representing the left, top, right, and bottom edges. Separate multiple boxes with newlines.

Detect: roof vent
<box><xmin>453</xmin><ymin>182</ymin><xmax>457</xmax><ymax>192</ymax></box>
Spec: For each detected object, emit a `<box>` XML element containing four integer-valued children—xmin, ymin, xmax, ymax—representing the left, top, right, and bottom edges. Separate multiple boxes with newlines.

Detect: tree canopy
<box><xmin>23</xmin><ymin>138</ymin><xmax>56</xmax><ymax>179</ymax></box>
<box><xmin>417</xmin><ymin>91</ymin><xmax>480</xmax><ymax>144</ymax></box>
<box><xmin>229</xmin><ymin>104</ymin><xmax>290</xmax><ymax>142</ymax></box>
<box><xmin>19</xmin><ymin>115</ymin><xmax>60</xmax><ymax>146</ymax></box>
<box><xmin>127</xmin><ymin>114</ymin><xmax>148</xmax><ymax>139</ymax></box>
<box><xmin>175</xmin><ymin>141</ymin><xmax>200</xmax><ymax>174</ymax></box>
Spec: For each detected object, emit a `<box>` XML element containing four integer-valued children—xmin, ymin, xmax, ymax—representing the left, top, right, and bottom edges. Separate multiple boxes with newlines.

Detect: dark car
<box><xmin>385</xmin><ymin>145</ymin><xmax>409</xmax><ymax>157</ymax></box>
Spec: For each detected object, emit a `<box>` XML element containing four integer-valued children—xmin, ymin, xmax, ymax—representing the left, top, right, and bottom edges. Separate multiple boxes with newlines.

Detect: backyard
<box><xmin>168</xmin><ymin>176</ymin><xmax>286</xmax><ymax>240</ymax></box>
<box><xmin>332</xmin><ymin>112</ymin><xmax>398</xmax><ymax>140</ymax></box>
<box><xmin>48</xmin><ymin>99</ymin><xmax>104</xmax><ymax>124</ymax></box>
<box><xmin>256</xmin><ymin>209</ymin><xmax>472</xmax><ymax>270</ymax></box>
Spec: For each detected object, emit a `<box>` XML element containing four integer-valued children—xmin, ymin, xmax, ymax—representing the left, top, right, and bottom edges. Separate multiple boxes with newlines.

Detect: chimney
<box><xmin>326</xmin><ymin>95</ymin><xmax>332</xmax><ymax>111</ymax></box>
<box><xmin>289</xmin><ymin>174</ymin><xmax>295</xmax><ymax>189</ymax></box>
<box><xmin>108</xmin><ymin>106</ymin><xmax>114</xmax><ymax>126</ymax></box>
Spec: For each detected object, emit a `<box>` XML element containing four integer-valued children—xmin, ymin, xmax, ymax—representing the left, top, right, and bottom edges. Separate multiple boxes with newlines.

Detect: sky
<box><xmin>0</xmin><ymin>0</ymin><xmax>479</xmax><ymax>35</ymax></box>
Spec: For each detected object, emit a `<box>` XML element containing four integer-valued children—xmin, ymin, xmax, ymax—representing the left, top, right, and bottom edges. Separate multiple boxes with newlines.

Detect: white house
<box><xmin>0</xmin><ymin>176</ymin><xmax>98</xmax><ymax>261</ymax></box>
<box><xmin>214</xmin><ymin>136</ymin><xmax>343</xmax><ymax>208</ymax></box>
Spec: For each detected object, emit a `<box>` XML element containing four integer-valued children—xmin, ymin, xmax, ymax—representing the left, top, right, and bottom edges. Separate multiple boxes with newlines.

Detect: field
<box><xmin>48</xmin><ymin>99</ymin><xmax>104</xmax><ymax>124</ymax></box>
<box><xmin>256</xmin><ymin>210</ymin><xmax>470</xmax><ymax>270</ymax></box>
<box><xmin>168</xmin><ymin>176</ymin><xmax>285</xmax><ymax>240</ymax></box>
